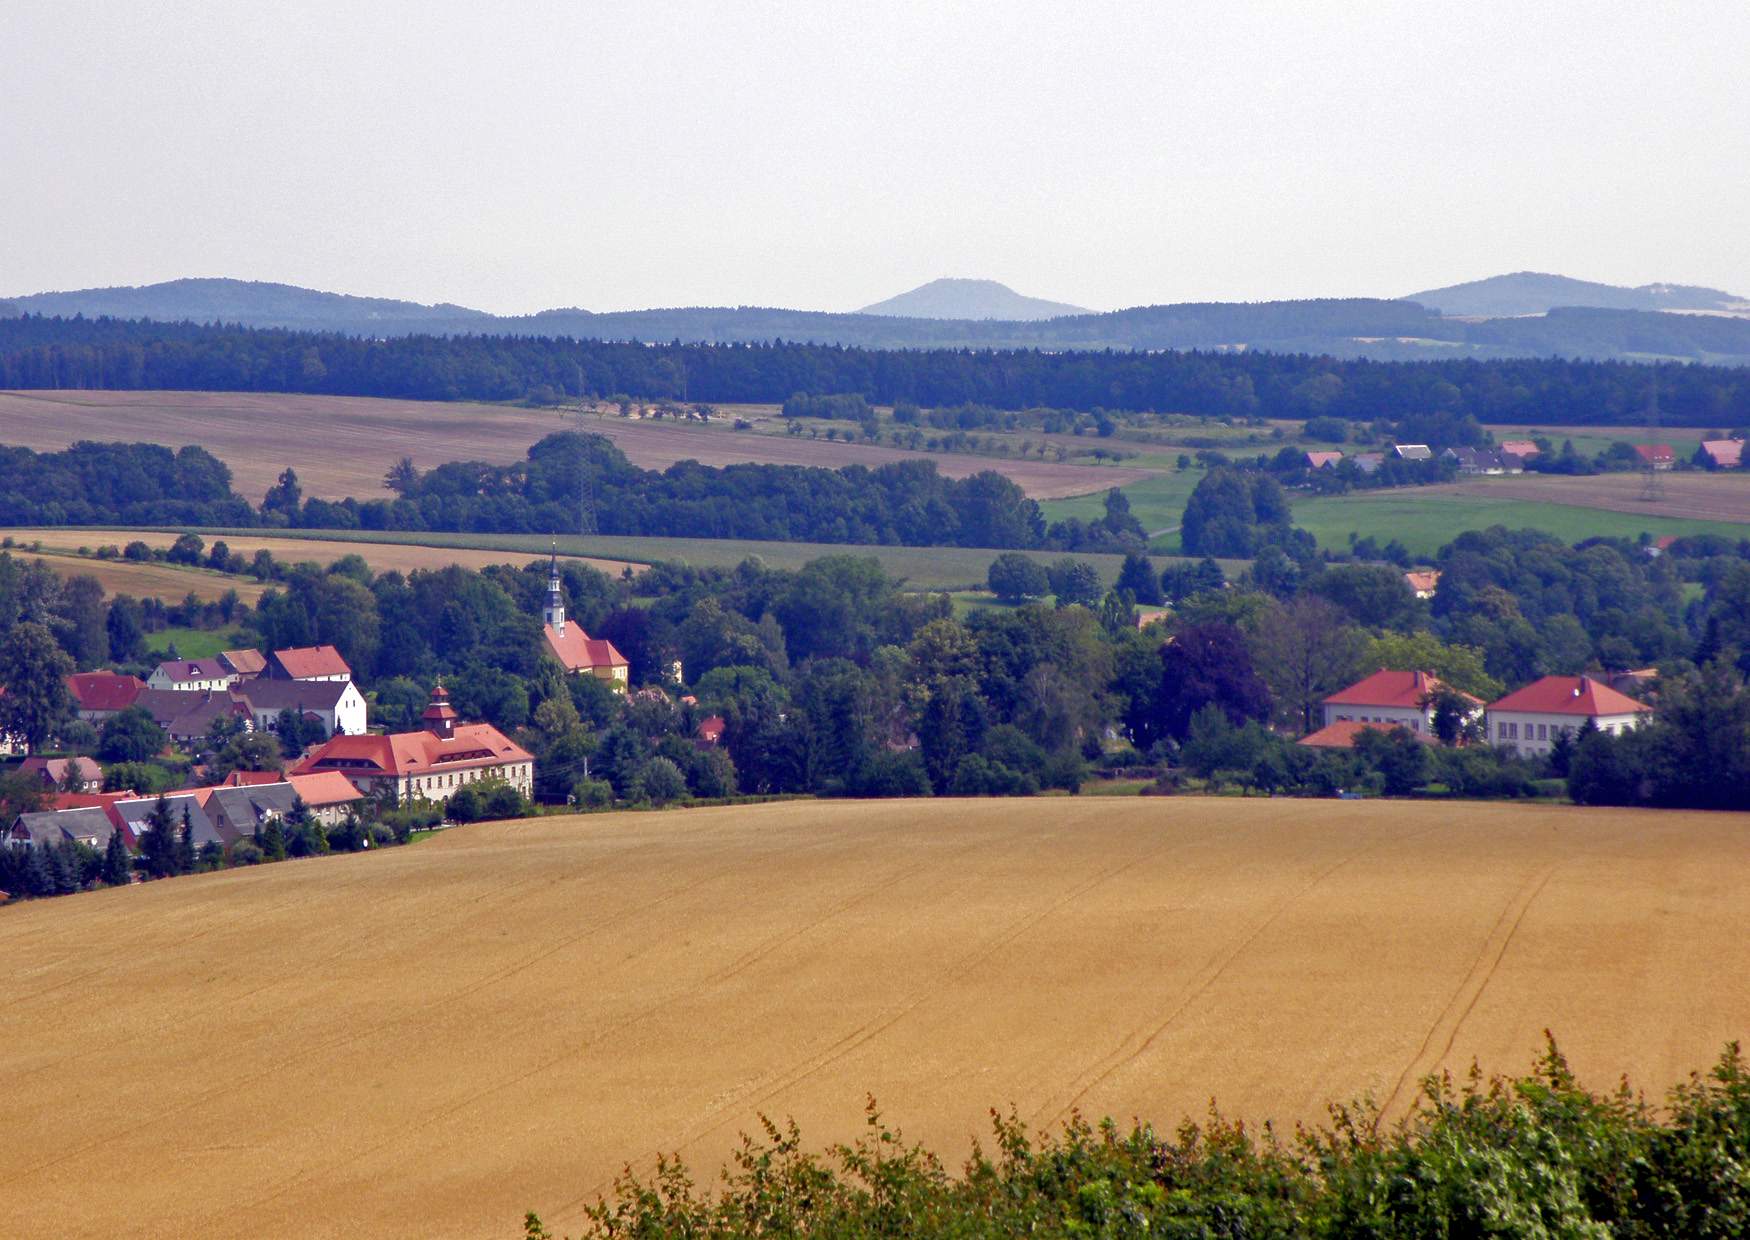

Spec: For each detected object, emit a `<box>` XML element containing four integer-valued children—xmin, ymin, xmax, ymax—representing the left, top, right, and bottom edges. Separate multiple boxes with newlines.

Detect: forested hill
<box><xmin>1406</xmin><ymin>271</ymin><xmax>1749</xmax><ymax>318</ymax></box>
<box><xmin>1</xmin><ymin>312</ymin><xmax>1747</xmax><ymax>426</ymax></box>
<box><xmin>9</xmin><ymin>277</ymin><xmax>1750</xmax><ymax>363</ymax></box>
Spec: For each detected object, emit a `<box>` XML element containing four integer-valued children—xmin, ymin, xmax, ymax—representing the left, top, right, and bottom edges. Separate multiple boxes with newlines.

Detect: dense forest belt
<box><xmin>0</xmin><ymin>390</ymin><xmax>1148</xmax><ymax>502</ymax></box>
<box><xmin>5</xmin><ymin>798</ymin><xmax>1746</xmax><ymax>1238</ymax></box>
<box><xmin>2</xmin><ymin>313</ymin><xmax>1747</xmax><ymax>424</ymax></box>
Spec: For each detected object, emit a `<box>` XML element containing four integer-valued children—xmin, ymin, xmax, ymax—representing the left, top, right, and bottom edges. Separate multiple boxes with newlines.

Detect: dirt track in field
<box><xmin>1428</xmin><ymin>471</ymin><xmax>1750</xmax><ymax>524</ymax></box>
<box><xmin>4</xmin><ymin>528</ymin><xmax>643</xmax><ymax>578</ymax></box>
<box><xmin>4</xmin><ymin>797</ymin><xmax>1747</xmax><ymax>1240</ymax></box>
<box><xmin>0</xmin><ymin>390</ymin><xmax>1152</xmax><ymax>501</ymax></box>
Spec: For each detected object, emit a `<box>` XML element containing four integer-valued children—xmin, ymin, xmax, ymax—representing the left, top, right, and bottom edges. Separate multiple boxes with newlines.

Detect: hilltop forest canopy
<box><xmin>1</xmin><ymin>313</ymin><xmax>1746</xmax><ymax>426</ymax></box>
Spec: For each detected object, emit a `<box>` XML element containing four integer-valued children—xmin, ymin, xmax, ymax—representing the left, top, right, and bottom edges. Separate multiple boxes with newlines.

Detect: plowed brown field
<box><xmin>5</xmin><ymin>797</ymin><xmax>1747</xmax><ymax>1239</ymax></box>
<box><xmin>0</xmin><ymin>390</ymin><xmax>1151</xmax><ymax>500</ymax></box>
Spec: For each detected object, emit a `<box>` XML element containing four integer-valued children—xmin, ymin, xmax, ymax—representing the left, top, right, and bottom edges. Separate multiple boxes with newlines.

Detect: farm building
<box><xmin>293</xmin><ymin>684</ymin><xmax>534</xmax><ymax>804</ymax></box>
<box><xmin>1304</xmin><ymin>450</ymin><xmax>1343</xmax><ymax>469</ymax></box>
<box><xmin>1392</xmin><ymin>443</ymin><xmax>1432</xmax><ymax>461</ymax></box>
<box><xmin>219</xmin><ymin>649</ymin><xmax>268</xmax><ymax>677</ymax></box>
<box><xmin>1443</xmin><ymin>446</ymin><xmax>1524</xmax><ymax>475</ymax></box>
<box><xmin>1697</xmin><ymin>439</ymin><xmax>1743</xmax><ymax>469</ymax></box>
<box><xmin>1633</xmin><ymin>443</ymin><xmax>1676</xmax><ymax>471</ymax></box>
<box><xmin>1499</xmin><ymin>439</ymin><xmax>1541</xmax><ymax>458</ymax></box>
<box><xmin>1320</xmin><ymin>669</ymin><xmax>1481</xmax><ymax>736</ymax></box>
<box><xmin>1352</xmin><ymin>452</ymin><xmax>1384</xmax><ymax>474</ymax></box>
<box><xmin>1484</xmin><ymin>675</ymin><xmax>1653</xmax><ymax>756</ymax></box>
<box><xmin>540</xmin><ymin>555</ymin><xmax>628</xmax><ymax>689</ymax></box>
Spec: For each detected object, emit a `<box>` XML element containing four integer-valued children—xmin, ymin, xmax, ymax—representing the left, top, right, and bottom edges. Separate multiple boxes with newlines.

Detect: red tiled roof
<box><xmin>220</xmin><ymin>649</ymin><xmax>268</xmax><ymax>676</ymax></box>
<box><xmin>1297</xmin><ymin>720</ymin><xmax>1434</xmax><ymax>749</ymax></box>
<box><xmin>1323</xmin><ymin>669</ymin><xmax>1481</xmax><ymax>710</ymax></box>
<box><xmin>1305</xmin><ymin>451</ymin><xmax>1343</xmax><ymax>468</ymax></box>
<box><xmin>66</xmin><ymin>671</ymin><xmax>146</xmax><ymax>713</ymax></box>
<box><xmin>1403</xmin><ymin>570</ymin><xmax>1441</xmax><ymax>594</ymax></box>
<box><xmin>294</xmin><ymin>723</ymin><xmax>533</xmax><ymax>779</ymax></box>
<box><xmin>271</xmin><ymin>645</ymin><xmax>351</xmax><ymax>679</ymax></box>
<box><xmin>1499</xmin><ymin>439</ymin><xmax>1540</xmax><ymax>457</ymax></box>
<box><xmin>288</xmin><ymin>770</ymin><xmax>367</xmax><ymax>807</ymax></box>
<box><xmin>49</xmin><ymin>791</ymin><xmax>136</xmax><ymax>812</ymax></box>
<box><xmin>217</xmin><ymin>770</ymin><xmax>284</xmax><ymax>786</ymax></box>
<box><xmin>1486</xmin><ymin>675</ymin><xmax>1653</xmax><ymax>717</ymax></box>
<box><xmin>542</xmin><ymin>623</ymin><xmax>628</xmax><ymax>674</ymax></box>
<box><xmin>1634</xmin><ymin>443</ymin><xmax>1675</xmax><ymax>464</ymax></box>
<box><xmin>696</xmin><ymin>715</ymin><xmax>726</xmax><ymax>743</ymax></box>
<box><xmin>1701</xmin><ymin>439</ymin><xmax>1744</xmax><ymax>467</ymax></box>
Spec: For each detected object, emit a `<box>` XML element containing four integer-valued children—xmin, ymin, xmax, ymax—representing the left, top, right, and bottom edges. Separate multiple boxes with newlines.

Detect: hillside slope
<box><xmin>857</xmin><ymin>277</ymin><xmax>1087</xmax><ymax>320</ymax></box>
<box><xmin>6</xmin><ymin>277</ymin><xmax>490</xmax><ymax>331</ymax></box>
<box><xmin>4</xmin><ymin>797</ymin><xmax>1748</xmax><ymax>1239</ymax></box>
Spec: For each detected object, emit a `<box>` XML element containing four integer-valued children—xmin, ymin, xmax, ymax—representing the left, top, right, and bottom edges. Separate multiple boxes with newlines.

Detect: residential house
<box><xmin>696</xmin><ymin>715</ymin><xmax>726</xmax><ymax>747</ymax></box>
<box><xmin>1134</xmin><ymin>608</ymin><xmax>1172</xmax><ymax>630</ymax></box>
<box><xmin>110</xmin><ymin>793</ymin><xmax>227</xmax><ymax>851</ymax></box>
<box><xmin>1698</xmin><ymin>439</ymin><xmax>1744</xmax><ymax>469</ymax></box>
<box><xmin>146</xmin><ymin>658</ymin><xmax>238</xmax><ymax>692</ymax></box>
<box><xmin>266</xmin><ymin>645</ymin><xmax>352</xmax><ymax>682</ymax></box>
<box><xmin>219</xmin><ymin>649</ymin><xmax>268</xmax><ymax>678</ymax></box>
<box><xmin>1499</xmin><ymin>439</ymin><xmax>1541</xmax><ymax>459</ymax></box>
<box><xmin>65</xmin><ymin>671</ymin><xmax>146</xmax><ymax>723</ymax></box>
<box><xmin>1393</xmin><ymin>443</ymin><xmax>1432</xmax><ymax>461</ymax></box>
<box><xmin>132</xmin><ymin>688</ymin><xmax>254</xmax><ymax>745</ymax></box>
<box><xmin>1444</xmin><ymin>446</ymin><xmax>1525</xmax><ymax>475</ymax></box>
<box><xmin>292</xmin><ymin>684</ymin><xmax>534</xmax><ymax>804</ymax></box>
<box><xmin>233</xmin><ymin>677</ymin><xmax>368</xmax><ymax>737</ymax></box>
<box><xmin>287</xmin><ymin>771</ymin><xmax>368</xmax><ymax>826</ymax></box>
<box><xmin>1304</xmin><ymin>450</ymin><xmax>1343</xmax><ymax>469</ymax></box>
<box><xmin>1484</xmin><ymin>675</ymin><xmax>1653</xmax><ymax>756</ymax></box>
<box><xmin>205</xmin><ymin>783</ymin><xmax>303</xmax><ymax>847</ymax></box>
<box><xmin>1321</xmin><ymin>669</ymin><xmax>1482</xmax><ymax>736</ymax></box>
<box><xmin>1403</xmin><ymin>569</ymin><xmax>1441</xmax><ymax>600</ymax></box>
<box><xmin>18</xmin><ymin>756</ymin><xmax>104</xmax><ymax>793</ymax></box>
<box><xmin>7</xmin><ymin>806</ymin><xmax>123</xmax><ymax>851</ymax></box>
<box><xmin>1297</xmin><ymin>720</ymin><xmax>1437</xmax><ymax>749</ymax></box>
<box><xmin>1352</xmin><ymin>452</ymin><xmax>1384</xmax><ymax>474</ymax></box>
<box><xmin>1633</xmin><ymin>444</ymin><xmax>1676</xmax><ymax>471</ymax></box>
<box><xmin>539</xmin><ymin>555</ymin><xmax>629</xmax><ymax>690</ymax></box>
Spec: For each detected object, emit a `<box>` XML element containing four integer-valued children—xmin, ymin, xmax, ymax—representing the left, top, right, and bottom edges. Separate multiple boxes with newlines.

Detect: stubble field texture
<box><xmin>0</xmin><ymin>390</ymin><xmax>1151</xmax><ymax>501</ymax></box>
<box><xmin>4</xmin><ymin>797</ymin><xmax>1747</xmax><ymax>1240</ymax></box>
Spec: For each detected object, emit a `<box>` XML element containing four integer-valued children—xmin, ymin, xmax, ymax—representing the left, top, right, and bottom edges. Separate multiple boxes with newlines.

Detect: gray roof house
<box><xmin>111</xmin><ymin>795</ymin><xmax>225</xmax><ymax>851</ymax></box>
<box><xmin>9</xmin><ymin>807</ymin><xmax>120</xmax><ymax>850</ymax></box>
<box><xmin>206</xmin><ymin>783</ymin><xmax>302</xmax><ymax>846</ymax></box>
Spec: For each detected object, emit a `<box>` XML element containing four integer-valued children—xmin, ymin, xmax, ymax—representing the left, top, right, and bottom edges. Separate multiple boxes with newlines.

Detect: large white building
<box><xmin>1321</xmin><ymin>669</ymin><xmax>1482</xmax><ymax>736</ymax></box>
<box><xmin>1484</xmin><ymin>675</ymin><xmax>1653</xmax><ymax>756</ymax></box>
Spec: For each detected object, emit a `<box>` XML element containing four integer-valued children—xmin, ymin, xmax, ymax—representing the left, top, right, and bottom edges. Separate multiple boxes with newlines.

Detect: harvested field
<box><xmin>5</xmin><ymin>797</ymin><xmax>1748</xmax><ymax>1240</ymax></box>
<box><xmin>6</xmin><ymin>550</ymin><xmax>268</xmax><ymax>603</ymax></box>
<box><xmin>1429</xmin><ymin>471</ymin><xmax>1750</xmax><ymax>525</ymax></box>
<box><xmin>0</xmin><ymin>390</ymin><xmax>1152</xmax><ymax>501</ymax></box>
<box><xmin>2</xmin><ymin>528</ymin><xmax>643</xmax><ymax>578</ymax></box>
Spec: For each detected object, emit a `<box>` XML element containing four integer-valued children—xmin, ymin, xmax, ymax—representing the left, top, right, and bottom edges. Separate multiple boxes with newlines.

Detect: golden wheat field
<box><xmin>4</xmin><ymin>798</ymin><xmax>1748</xmax><ymax>1240</ymax></box>
<box><xmin>6</xmin><ymin>551</ymin><xmax>270</xmax><ymax>603</ymax></box>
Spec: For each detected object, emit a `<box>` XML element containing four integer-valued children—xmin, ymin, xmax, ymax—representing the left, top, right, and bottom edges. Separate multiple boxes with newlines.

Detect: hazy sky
<box><xmin>4</xmin><ymin>1</ymin><xmax>1746</xmax><ymax>314</ymax></box>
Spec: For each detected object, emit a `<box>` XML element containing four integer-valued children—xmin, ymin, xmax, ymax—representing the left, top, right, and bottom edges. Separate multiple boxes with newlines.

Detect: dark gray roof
<box><xmin>207</xmin><ymin>784</ymin><xmax>301</xmax><ymax>837</ymax></box>
<box><xmin>112</xmin><ymin>795</ymin><xmax>224</xmax><ymax>849</ymax></box>
<box><xmin>235</xmin><ymin>679</ymin><xmax>352</xmax><ymax>712</ymax></box>
<box><xmin>12</xmin><ymin>807</ymin><xmax>117</xmax><ymax>848</ymax></box>
<box><xmin>132</xmin><ymin>688</ymin><xmax>250</xmax><ymax>737</ymax></box>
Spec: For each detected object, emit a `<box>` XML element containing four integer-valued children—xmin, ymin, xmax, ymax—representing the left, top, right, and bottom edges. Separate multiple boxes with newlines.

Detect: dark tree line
<box><xmin>1</xmin><ymin>313</ymin><xmax>1746</xmax><ymax>425</ymax></box>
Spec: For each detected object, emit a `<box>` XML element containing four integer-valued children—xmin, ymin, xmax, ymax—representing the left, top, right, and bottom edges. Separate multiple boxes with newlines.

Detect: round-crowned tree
<box><xmin>987</xmin><ymin>553</ymin><xmax>1048</xmax><ymax>604</ymax></box>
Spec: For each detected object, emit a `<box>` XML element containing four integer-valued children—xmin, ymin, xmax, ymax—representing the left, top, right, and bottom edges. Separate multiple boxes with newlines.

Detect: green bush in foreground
<box><xmin>525</xmin><ymin>1039</ymin><xmax>1750</xmax><ymax>1238</ymax></box>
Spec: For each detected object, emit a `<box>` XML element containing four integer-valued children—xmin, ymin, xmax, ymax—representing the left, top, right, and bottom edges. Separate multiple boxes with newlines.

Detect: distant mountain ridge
<box><xmin>6</xmin><ymin>277</ymin><xmax>488</xmax><ymax>332</ymax></box>
<box><xmin>7</xmin><ymin>274</ymin><xmax>1750</xmax><ymax>365</ymax></box>
<box><xmin>857</xmin><ymin>277</ymin><xmax>1086</xmax><ymax>320</ymax></box>
<box><xmin>1405</xmin><ymin>271</ymin><xmax>1749</xmax><ymax>318</ymax></box>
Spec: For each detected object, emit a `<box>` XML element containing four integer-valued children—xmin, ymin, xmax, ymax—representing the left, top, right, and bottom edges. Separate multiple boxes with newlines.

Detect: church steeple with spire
<box><xmin>544</xmin><ymin>547</ymin><xmax>565</xmax><ymax>635</ymax></box>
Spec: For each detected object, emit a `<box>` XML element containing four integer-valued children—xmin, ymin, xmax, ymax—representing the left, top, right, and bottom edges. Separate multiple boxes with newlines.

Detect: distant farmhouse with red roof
<box><xmin>1321</xmin><ymin>670</ymin><xmax>1482</xmax><ymax>737</ymax></box>
<box><xmin>1499</xmin><ymin>439</ymin><xmax>1541</xmax><ymax>459</ymax></box>
<box><xmin>1298</xmin><ymin>719</ymin><xmax>1437</xmax><ymax>750</ymax></box>
<box><xmin>266</xmin><ymin>645</ymin><xmax>352</xmax><ymax>682</ymax></box>
<box><xmin>66</xmin><ymin>671</ymin><xmax>145</xmax><ymax>722</ymax></box>
<box><xmin>1633</xmin><ymin>443</ymin><xmax>1676</xmax><ymax>471</ymax></box>
<box><xmin>1484</xmin><ymin>675</ymin><xmax>1652</xmax><ymax>756</ymax></box>
<box><xmin>1304</xmin><ymin>450</ymin><xmax>1343</xmax><ymax>469</ymax></box>
<box><xmin>539</xmin><ymin>555</ymin><xmax>628</xmax><ymax>690</ymax></box>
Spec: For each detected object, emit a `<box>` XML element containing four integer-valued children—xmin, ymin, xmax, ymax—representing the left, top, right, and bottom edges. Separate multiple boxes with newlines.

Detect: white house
<box><xmin>146</xmin><ymin>658</ymin><xmax>239</xmax><ymax>692</ymax></box>
<box><xmin>1321</xmin><ymin>669</ymin><xmax>1482</xmax><ymax>736</ymax></box>
<box><xmin>1484</xmin><ymin>675</ymin><xmax>1653</xmax><ymax>756</ymax></box>
<box><xmin>234</xmin><ymin>677</ymin><xmax>368</xmax><ymax>737</ymax></box>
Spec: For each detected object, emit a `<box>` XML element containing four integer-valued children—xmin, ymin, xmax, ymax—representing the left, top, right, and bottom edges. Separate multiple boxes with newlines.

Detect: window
<box><xmin>1537</xmin><ymin>724</ymin><xmax>1548</xmax><ymax>740</ymax></box>
<box><xmin>1507</xmin><ymin>722</ymin><xmax>1518</xmax><ymax>739</ymax></box>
